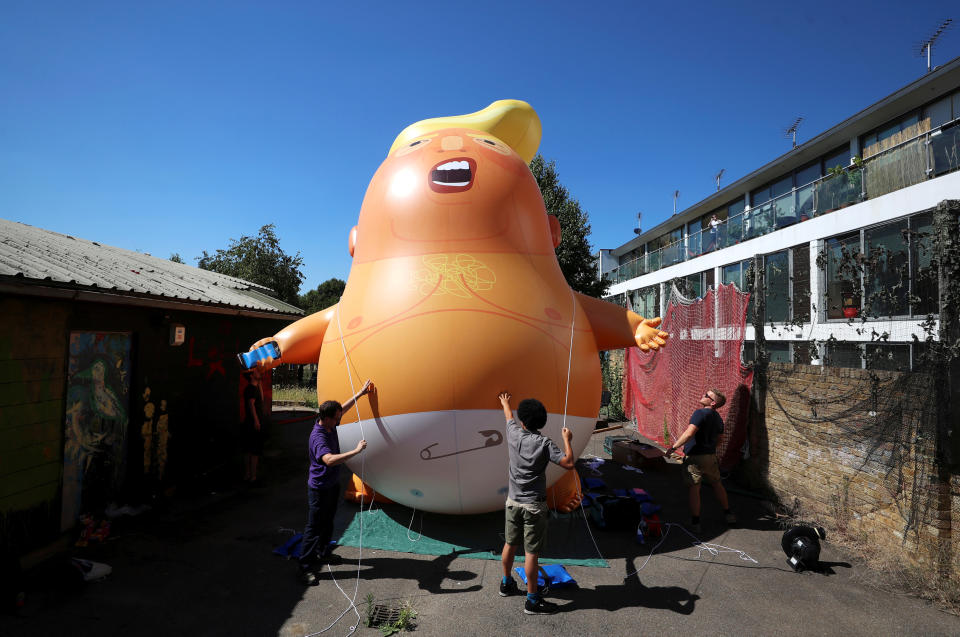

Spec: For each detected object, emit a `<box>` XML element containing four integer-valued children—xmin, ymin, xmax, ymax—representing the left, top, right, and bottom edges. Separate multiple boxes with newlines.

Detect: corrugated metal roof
<box><xmin>0</xmin><ymin>218</ymin><xmax>304</xmax><ymax>317</ymax></box>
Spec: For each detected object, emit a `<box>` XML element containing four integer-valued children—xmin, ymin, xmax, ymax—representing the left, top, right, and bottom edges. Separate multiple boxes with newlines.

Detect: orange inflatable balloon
<box><xmin>249</xmin><ymin>100</ymin><xmax>667</xmax><ymax>514</ymax></box>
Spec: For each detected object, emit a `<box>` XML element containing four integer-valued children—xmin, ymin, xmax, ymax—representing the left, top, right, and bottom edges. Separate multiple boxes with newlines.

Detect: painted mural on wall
<box><xmin>61</xmin><ymin>332</ymin><xmax>131</xmax><ymax>529</ymax></box>
<box><xmin>141</xmin><ymin>387</ymin><xmax>171</xmax><ymax>481</ymax></box>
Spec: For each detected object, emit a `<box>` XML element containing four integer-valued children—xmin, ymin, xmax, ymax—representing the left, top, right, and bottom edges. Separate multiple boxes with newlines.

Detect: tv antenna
<box><xmin>784</xmin><ymin>117</ymin><xmax>804</xmax><ymax>148</ymax></box>
<box><xmin>914</xmin><ymin>18</ymin><xmax>953</xmax><ymax>73</ymax></box>
<box><xmin>715</xmin><ymin>168</ymin><xmax>726</xmax><ymax>191</ymax></box>
<box><xmin>673</xmin><ymin>190</ymin><xmax>680</xmax><ymax>215</ymax></box>
<box><xmin>633</xmin><ymin>211</ymin><xmax>643</xmax><ymax>235</ymax></box>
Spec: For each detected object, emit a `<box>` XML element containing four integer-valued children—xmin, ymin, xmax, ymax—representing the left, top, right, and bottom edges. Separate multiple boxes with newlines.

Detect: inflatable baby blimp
<box><xmin>247</xmin><ymin>100</ymin><xmax>667</xmax><ymax>514</ymax></box>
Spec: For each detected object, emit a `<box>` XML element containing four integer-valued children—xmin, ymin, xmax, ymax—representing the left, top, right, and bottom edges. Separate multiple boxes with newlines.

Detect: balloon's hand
<box><xmin>245</xmin><ymin>338</ymin><xmax>282</xmax><ymax>370</ymax></box>
<box><xmin>635</xmin><ymin>317</ymin><xmax>669</xmax><ymax>352</ymax></box>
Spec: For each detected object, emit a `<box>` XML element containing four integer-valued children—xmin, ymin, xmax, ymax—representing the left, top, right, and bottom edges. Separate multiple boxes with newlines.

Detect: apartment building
<box><xmin>601</xmin><ymin>56</ymin><xmax>960</xmax><ymax>369</ymax></box>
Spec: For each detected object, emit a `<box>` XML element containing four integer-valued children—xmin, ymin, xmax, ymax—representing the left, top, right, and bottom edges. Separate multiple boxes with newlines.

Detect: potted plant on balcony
<box><xmin>841</xmin><ymin>295</ymin><xmax>858</xmax><ymax>318</ymax></box>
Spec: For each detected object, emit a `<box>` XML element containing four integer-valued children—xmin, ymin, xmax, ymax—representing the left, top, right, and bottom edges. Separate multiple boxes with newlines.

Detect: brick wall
<box><xmin>756</xmin><ymin>363</ymin><xmax>951</xmax><ymax>572</ymax></box>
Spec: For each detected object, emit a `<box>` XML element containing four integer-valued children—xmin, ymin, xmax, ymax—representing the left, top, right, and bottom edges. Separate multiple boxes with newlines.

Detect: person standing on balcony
<box><xmin>708</xmin><ymin>214</ymin><xmax>720</xmax><ymax>251</ymax></box>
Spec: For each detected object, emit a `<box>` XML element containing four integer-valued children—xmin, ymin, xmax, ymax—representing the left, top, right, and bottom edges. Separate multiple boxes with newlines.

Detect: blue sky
<box><xmin>2</xmin><ymin>1</ymin><xmax>958</xmax><ymax>293</ymax></box>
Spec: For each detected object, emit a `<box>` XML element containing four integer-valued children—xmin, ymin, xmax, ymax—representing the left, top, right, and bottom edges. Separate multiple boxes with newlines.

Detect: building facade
<box><xmin>601</xmin><ymin>57</ymin><xmax>960</xmax><ymax>369</ymax></box>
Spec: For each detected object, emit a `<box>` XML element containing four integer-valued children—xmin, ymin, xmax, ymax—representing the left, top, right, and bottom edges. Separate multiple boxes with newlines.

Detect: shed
<box><xmin>0</xmin><ymin>218</ymin><xmax>303</xmax><ymax>555</ymax></box>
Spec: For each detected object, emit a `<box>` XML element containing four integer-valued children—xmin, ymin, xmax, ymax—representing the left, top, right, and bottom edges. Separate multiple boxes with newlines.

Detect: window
<box><xmin>823</xmin><ymin>232</ymin><xmax>861</xmax><ymax>319</ymax></box>
<box><xmin>632</xmin><ymin>285</ymin><xmax>659</xmax><ymax>318</ymax></box>
<box><xmin>740</xmin><ymin>341</ymin><xmax>789</xmax><ymax>363</ymax></box>
<box><xmin>722</xmin><ymin>199</ymin><xmax>746</xmax><ymax>248</ymax></box>
<box><xmin>742</xmin><ymin>341</ymin><xmax>755</xmax><ymax>365</ymax></box>
<box><xmin>864</xmin><ymin>220</ymin><xmax>909</xmax><ymax>316</ymax></box>
<box><xmin>823</xmin><ymin>215</ymin><xmax>939</xmax><ymax>320</ymax></box>
<box><xmin>750</xmin><ymin>184</ymin><xmax>771</xmax><ymax>207</ymax></box>
<box><xmin>791</xmin><ymin>244</ymin><xmax>811</xmax><ymax>323</ymax></box>
<box><xmin>664</xmin><ymin>227</ymin><xmax>684</xmax><ymax>266</ymax></box>
<box><xmin>765</xmin><ymin>251</ymin><xmax>790</xmax><ymax>322</ymax></box>
<box><xmin>688</xmin><ymin>220</ymin><xmax>704</xmax><ymax>256</ymax></box>
<box><xmin>722</xmin><ymin>262</ymin><xmax>743</xmax><ymax>288</ymax></box>
<box><xmin>912</xmin><ymin>213</ymin><xmax>938</xmax><ymax>315</ymax></box>
<box><xmin>865</xmin><ymin>343</ymin><xmax>910</xmax><ymax>371</ymax></box>
<box><xmin>722</xmin><ymin>259</ymin><xmax>755</xmax><ymax>321</ymax></box>
<box><xmin>793</xmin><ymin>342</ymin><xmax>815</xmax><ymax>364</ymax></box>
<box><xmin>925</xmin><ymin>95</ymin><xmax>953</xmax><ymax>129</ymax></box>
<box><xmin>825</xmin><ymin>343</ymin><xmax>862</xmax><ymax>368</ymax></box>
<box><xmin>680</xmin><ymin>272</ymin><xmax>704</xmax><ymax>299</ymax></box>
<box><xmin>861</xmin><ymin>111</ymin><xmax>922</xmax><ymax>158</ymax></box>
<box><xmin>768</xmin><ymin>342</ymin><xmax>790</xmax><ymax>363</ymax></box>
<box><xmin>796</xmin><ymin>163</ymin><xmax>821</xmax><ymax>187</ymax></box>
<box><xmin>795</xmin><ymin>163</ymin><xmax>820</xmax><ymax>220</ymax></box>
<box><xmin>823</xmin><ymin>146</ymin><xmax>849</xmax><ymax>173</ymax></box>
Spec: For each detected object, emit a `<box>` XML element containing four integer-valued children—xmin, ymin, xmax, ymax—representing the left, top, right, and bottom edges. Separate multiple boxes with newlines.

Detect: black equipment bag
<box><xmin>589</xmin><ymin>495</ymin><xmax>641</xmax><ymax>530</ymax></box>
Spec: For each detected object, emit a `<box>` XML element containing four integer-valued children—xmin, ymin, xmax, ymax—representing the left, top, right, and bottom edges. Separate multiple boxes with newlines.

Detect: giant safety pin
<box><xmin>420</xmin><ymin>429</ymin><xmax>503</xmax><ymax>461</ymax></box>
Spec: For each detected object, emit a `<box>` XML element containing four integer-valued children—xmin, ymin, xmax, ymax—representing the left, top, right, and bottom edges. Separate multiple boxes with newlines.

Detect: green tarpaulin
<box><xmin>337</xmin><ymin>504</ymin><xmax>608</xmax><ymax>568</ymax></box>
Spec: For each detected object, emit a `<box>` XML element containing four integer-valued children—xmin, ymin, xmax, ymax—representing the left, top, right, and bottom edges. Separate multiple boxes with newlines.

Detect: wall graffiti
<box><xmin>61</xmin><ymin>332</ymin><xmax>131</xmax><ymax>530</ymax></box>
<box><xmin>141</xmin><ymin>386</ymin><xmax>172</xmax><ymax>482</ymax></box>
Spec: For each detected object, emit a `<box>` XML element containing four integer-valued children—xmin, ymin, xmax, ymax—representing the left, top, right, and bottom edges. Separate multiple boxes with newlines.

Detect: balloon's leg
<box><xmin>344</xmin><ymin>473</ymin><xmax>393</xmax><ymax>504</ymax></box>
<box><xmin>547</xmin><ymin>471</ymin><xmax>583</xmax><ymax>513</ymax></box>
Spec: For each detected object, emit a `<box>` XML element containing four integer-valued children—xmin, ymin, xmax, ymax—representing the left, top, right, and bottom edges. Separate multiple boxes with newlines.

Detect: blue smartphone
<box><xmin>238</xmin><ymin>341</ymin><xmax>280</xmax><ymax>369</ymax></box>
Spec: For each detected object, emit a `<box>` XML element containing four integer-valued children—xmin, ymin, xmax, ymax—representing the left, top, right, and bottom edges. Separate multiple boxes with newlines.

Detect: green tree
<box><xmin>530</xmin><ymin>155</ymin><xmax>609</xmax><ymax>298</ymax></box>
<box><xmin>169</xmin><ymin>253</ymin><xmax>184</xmax><ymax>263</ymax></box>
<box><xmin>298</xmin><ymin>278</ymin><xmax>346</xmax><ymax>315</ymax></box>
<box><xmin>198</xmin><ymin>224</ymin><xmax>304</xmax><ymax>305</ymax></box>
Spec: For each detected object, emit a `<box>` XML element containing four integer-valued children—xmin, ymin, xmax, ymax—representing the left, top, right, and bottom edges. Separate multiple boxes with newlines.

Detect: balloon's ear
<box><xmin>348</xmin><ymin>225</ymin><xmax>357</xmax><ymax>257</ymax></box>
<box><xmin>548</xmin><ymin>215</ymin><xmax>562</xmax><ymax>249</ymax></box>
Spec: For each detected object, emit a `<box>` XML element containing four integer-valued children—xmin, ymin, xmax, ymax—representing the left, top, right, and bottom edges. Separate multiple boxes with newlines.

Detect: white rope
<box><xmin>624</xmin><ymin>522</ymin><xmax>757</xmax><ymax>579</ymax></box>
<box><xmin>406</xmin><ymin>507</ymin><xmax>423</xmax><ymax>542</ymax></box>
<box><xmin>557</xmin><ymin>290</ymin><xmax>612</xmax><ymax>566</ymax></box>
<box><xmin>561</xmin><ymin>289</ymin><xmax>576</xmax><ymax>429</ymax></box>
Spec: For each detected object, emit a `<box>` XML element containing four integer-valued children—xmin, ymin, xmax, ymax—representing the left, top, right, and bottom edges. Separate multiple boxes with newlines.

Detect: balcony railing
<box><xmin>605</xmin><ymin>119</ymin><xmax>960</xmax><ymax>285</ymax></box>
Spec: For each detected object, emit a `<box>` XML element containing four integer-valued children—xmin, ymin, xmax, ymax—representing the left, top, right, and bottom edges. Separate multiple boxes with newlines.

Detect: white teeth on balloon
<box><xmin>432</xmin><ymin>160</ymin><xmax>472</xmax><ymax>186</ymax></box>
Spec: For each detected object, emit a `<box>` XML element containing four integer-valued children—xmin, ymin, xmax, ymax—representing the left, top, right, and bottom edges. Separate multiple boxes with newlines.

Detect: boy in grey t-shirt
<box><xmin>496</xmin><ymin>391</ymin><xmax>574</xmax><ymax>615</ymax></box>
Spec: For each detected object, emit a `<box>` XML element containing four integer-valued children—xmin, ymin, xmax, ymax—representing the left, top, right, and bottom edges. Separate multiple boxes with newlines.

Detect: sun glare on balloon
<box><xmin>389</xmin><ymin>168</ymin><xmax>418</xmax><ymax>198</ymax></box>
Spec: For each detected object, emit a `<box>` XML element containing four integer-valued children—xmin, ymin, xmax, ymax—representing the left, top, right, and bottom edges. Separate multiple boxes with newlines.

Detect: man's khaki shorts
<box><xmin>683</xmin><ymin>453</ymin><xmax>722</xmax><ymax>485</ymax></box>
<box><xmin>504</xmin><ymin>500</ymin><xmax>549</xmax><ymax>555</ymax></box>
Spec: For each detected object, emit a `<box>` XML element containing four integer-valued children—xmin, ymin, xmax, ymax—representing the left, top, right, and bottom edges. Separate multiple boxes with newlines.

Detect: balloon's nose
<box><xmin>440</xmin><ymin>135</ymin><xmax>464</xmax><ymax>151</ymax></box>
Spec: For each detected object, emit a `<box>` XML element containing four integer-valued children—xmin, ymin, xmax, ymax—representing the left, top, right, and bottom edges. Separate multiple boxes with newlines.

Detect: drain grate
<box><xmin>369</xmin><ymin>604</ymin><xmax>402</xmax><ymax>628</ymax></box>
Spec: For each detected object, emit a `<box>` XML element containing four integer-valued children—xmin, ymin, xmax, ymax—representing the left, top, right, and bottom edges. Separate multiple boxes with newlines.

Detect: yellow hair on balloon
<box><xmin>389</xmin><ymin>99</ymin><xmax>542</xmax><ymax>163</ymax></box>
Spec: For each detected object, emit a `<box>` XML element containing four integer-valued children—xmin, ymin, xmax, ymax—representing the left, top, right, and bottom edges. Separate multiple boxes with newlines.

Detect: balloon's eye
<box><xmin>395</xmin><ymin>136</ymin><xmax>434</xmax><ymax>157</ymax></box>
<box><xmin>470</xmin><ymin>136</ymin><xmax>511</xmax><ymax>156</ymax></box>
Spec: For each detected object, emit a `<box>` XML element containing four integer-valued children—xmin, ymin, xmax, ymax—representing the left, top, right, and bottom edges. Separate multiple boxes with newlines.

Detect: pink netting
<box><xmin>624</xmin><ymin>283</ymin><xmax>753</xmax><ymax>470</ymax></box>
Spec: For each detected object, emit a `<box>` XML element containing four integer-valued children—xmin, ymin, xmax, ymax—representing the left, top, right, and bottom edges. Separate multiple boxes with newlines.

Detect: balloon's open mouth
<box><xmin>429</xmin><ymin>158</ymin><xmax>476</xmax><ymax>193</ymax></box>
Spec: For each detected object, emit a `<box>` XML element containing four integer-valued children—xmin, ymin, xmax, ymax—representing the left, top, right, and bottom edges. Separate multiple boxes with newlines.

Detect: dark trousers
<box><xmin>299</xmin><ymin>484</ymin><xmax>339</xmax><ymax>571</ymax></box>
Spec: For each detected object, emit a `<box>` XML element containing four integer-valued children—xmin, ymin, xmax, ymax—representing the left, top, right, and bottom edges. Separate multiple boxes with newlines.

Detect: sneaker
<box><xmin>724</xmin><ymin>512</ymin><xmax>737</xmax><ymax>525</ymax></box>
<box><xmin>300</xmin><ymin>570</ymin><xmax>320</xmax><ymax>586</ymax></box>
<box><xmin>499</xmin><ymin>577</ymin><xmax>520</xmax><ymax>597</ymax></box>
<box><xmin>524</xmin><ymin>597</ymin><xmax>559</xmax><ymax>615</ymax></box>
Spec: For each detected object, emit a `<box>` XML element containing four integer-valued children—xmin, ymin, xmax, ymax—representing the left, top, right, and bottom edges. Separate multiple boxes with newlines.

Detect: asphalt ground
<box><xmin>2</xmin><ymin>411</ymin><xmax>959</xmax><ymax>637</ymax></box>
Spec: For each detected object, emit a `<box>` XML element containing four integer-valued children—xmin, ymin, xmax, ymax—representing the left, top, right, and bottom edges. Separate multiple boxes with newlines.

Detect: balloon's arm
<box><xmin>244</xmin><ymin>304</ymin><xmax>337</xmax><ymax>368</ymax></box>
<box><xmin>575</xmin><ymin>292</ymin><xmax>669</xmax><ymax>352</ymax></box>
